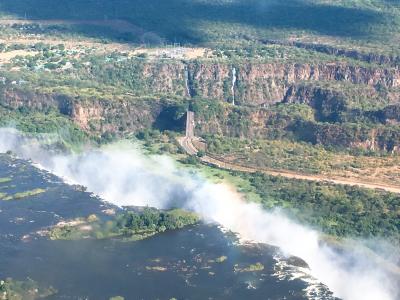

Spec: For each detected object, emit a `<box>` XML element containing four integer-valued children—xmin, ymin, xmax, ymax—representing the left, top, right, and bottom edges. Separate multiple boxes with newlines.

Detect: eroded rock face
<box><xmin>2</xmin><ymin>87</ymin><xmax>400</xmax><ymax>153</ymax></box>
<box><xmin>70</xmin><ymin>99</ymin><xmax>163</xmax><ymax>133</ymax></box>
<box><xmin>103</xmin><ymin>60</ymin><xmax>400</xmax><ymax>106</ymax></box>
<box><xmin>3</xmin><ymin>89</ymin><xmax>74</xmax><ymax>114</ymax></box>
<box><xmin>1</xmin><ymin>59</ymin><xmax>400</xmax><ymax>152</ymax></box>
<box><xmin>2</xmin><ymin>60</ymin><xmax>399</xmax><ymax>109</ymax></box>
<box><xmin>229</xmin><ymin>62</ymin><xmax>399</xmax><ymax>106</ymax></box>
<box><xmin>0</xmin><ymin>89</ymin><xmax>165</xmax><ymax>134</ymax></box>
<box><xmin>215</xmin><ymin>62</ymin><xmax>397</xmax><ymax>105</ymax></box>
<box><xmin>142</xmin><ymin>62</ymin><xmax>187</xmax><ymax>95</ymax></box>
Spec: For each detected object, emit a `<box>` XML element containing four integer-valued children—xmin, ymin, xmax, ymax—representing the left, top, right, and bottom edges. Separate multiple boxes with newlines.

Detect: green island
<box><xmin>215</xmin><ymin>256</ymin><xmax>228</xmax><ymax>263</ymax></box>
<box><xmin>0</xmin><ymin>278</ymin><xmax>57</xmax><ymax>300</ymax></box>
<box><xmin>0</xmin><ymin>188</ymin><xmax>46</xmax><ymax>201</ymax></box>
<box><xmin>0</xmin><ymin>178</ymin><xmax>12</xmax><ymax>184</ymax></box>
<box><xmin>48</xmin><ymin>208</ymin><xmax>200</xmax><ymax>241</ymax></box>
<box><xmin>234</xmin><ymin>262</ymin><xmax>265</xmax><ymax>273</ymax></box>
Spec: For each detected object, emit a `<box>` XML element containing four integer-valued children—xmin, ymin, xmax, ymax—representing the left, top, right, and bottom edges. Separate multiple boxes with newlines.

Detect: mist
<box><xmin>0</xmin><ymin>128</ymin><xmax>398</xmax><ymax>300</ymax></box>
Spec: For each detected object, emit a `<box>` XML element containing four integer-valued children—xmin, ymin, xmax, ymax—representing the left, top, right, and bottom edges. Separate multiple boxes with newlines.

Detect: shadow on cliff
<box><xmin>0</xmin><ymin>0</ymin><xmax>389</xmax><ymax>44</ymax></box>
<box><xmin>153</xmin><ymin>105</ymin><xmax>187</xmax><ymax>132</ymax></box>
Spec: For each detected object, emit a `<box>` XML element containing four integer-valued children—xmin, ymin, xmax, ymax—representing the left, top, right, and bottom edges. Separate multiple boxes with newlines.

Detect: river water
<box><xmin>0</xmin><ymin>154</ymin><xmax>336</xmax><ymax>299</ymax></box>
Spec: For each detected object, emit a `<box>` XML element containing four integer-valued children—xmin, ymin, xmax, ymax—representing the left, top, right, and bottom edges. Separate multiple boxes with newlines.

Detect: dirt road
<box><xmin>177</xmin><ymin>136</ymin><xmax>400</xmax><ymax>194</ymax></box>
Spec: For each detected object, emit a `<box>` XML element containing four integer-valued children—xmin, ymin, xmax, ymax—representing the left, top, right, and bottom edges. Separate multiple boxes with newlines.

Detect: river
<box><xmin>0</xmin><ymin>154</ymin><xmax>336</xmax><ymax>299</ymax></box>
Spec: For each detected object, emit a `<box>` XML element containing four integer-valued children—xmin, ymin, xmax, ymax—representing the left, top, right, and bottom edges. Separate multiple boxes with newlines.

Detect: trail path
<box><xmin>177</xmin><ymin>136</ymin><xmax>400</xmax><ymax>194</ymax></box>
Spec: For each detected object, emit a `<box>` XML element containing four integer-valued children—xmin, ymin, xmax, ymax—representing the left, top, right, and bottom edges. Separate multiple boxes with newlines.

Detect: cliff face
<box><xmin>192</xmin><ymin>104</ymin><xmax>400</xmax><ymax>153</ymax></box>
<box><xmin>137</xmin><ymin>61</ymin><xmax>400</xmax><ymax>106</ymax></box>
<box><xmin>142</xmin><ymin>63</ymin><xmax>187</xmax><ymax>96</ymax></box>
<box><xmin>2</xmin><ymin>87</ymin><xmax>400</xmax><ymax>153</ymax></box>
<box><xmin>71</xmin><ymin>99</ymin><xmax>164</xmax><ymax>133</ymax></box>
<box><xmin>234</xmin><ymin>63</ymin><xmax>400</xmax><ymax>105</ymax></box>
<box><xmin>0</xmin><ymin>89</ymin><xmax>165</xmax><ymax>134</ymax></box>
<box><xmin>2</xmin><ymin>58</ymin><xmax>400</xmax><ymax>153</ymax></box>
<box><xmin>3</xmin><ymin>89</ymin><xmax>74</xmax><ymax>115</ymax></box>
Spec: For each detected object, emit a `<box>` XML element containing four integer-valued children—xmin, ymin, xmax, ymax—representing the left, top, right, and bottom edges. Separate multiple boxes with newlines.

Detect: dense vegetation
<box><xmin>0</xmin><ymin>105</ymin><xmax>93</xmax><ymax>150</ymax></box>
<box><xmin>129</xmin><ymin>130</ymin><xmax>400</xmax><ymax>245</ymax></box>
<box><xmin>49</xmin><ymin>208</ymin><xmax>200</xmax><ymax>241</ymax></box>
<box><xmin>203</xmin><ymin>169</ymin><xmax>391</xmax><ymax>246</ymax></box>
<box><xmin>215</xmin><ymin>170</ymin><xmax>400</xmax><ymax>245</ymax></box>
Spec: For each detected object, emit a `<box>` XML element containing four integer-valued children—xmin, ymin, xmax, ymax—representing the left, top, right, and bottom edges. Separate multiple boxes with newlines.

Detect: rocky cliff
<box><xmin>135</xmin><ymin>60</ymin><xmax>400</xmax><ymax>106</ymax></box>
<box><xmin>0</xmin><ymin>89</ymin><xmax>165</xmax><ymax>134</ymax></box>
<box><xmin>192</xmin><ymin>101</ymin><xmax>400</xmax><ymax>153</ymax></box>
<box><xmin>2</xmin><ymin>57</ymin><xmax>400</xmax><ymax>153</ymax></box>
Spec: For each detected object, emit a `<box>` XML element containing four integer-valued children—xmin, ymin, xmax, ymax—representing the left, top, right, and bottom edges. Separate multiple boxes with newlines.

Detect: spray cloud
<box><xmin>0</xmin><ymin>128</ymin><xmax>398</xmax><ymax>300</ymax></box>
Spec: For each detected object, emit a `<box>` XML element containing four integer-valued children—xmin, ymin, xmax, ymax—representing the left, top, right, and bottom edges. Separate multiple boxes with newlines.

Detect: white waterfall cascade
<box><xmin>184</xmin><ymin>68</ymin><xmax>191</xmax><ymax>97</ymax></box>
<box><xmin>231</xmin><ymin>67</ymin><xmax>237</xmax><ymax>105</ymax></box>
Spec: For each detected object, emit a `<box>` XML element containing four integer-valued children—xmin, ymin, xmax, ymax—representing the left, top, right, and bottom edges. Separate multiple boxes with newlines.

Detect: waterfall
<box><xmin>184</xmin><ymin>67</ymin><xmax>191</xmax><ymax>97</ymax></box>
<box><xmin>231</xmin><ymin>67</ymin><xmax>237</xmax><ymax>105</ymax></box>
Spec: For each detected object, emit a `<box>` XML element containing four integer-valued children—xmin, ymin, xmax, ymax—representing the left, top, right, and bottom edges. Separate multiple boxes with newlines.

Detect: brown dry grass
<box><xmin>0</xmin><ymin>49</ymin><xmax>37</xmax><ymax>63</ymax></box>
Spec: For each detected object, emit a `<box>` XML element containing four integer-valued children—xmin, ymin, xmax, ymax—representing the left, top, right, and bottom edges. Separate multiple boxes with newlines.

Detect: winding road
<box><xmin>177</xmin><ymin>136</ymin><xmax>400</xmax><ymax>194</ymax></box>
